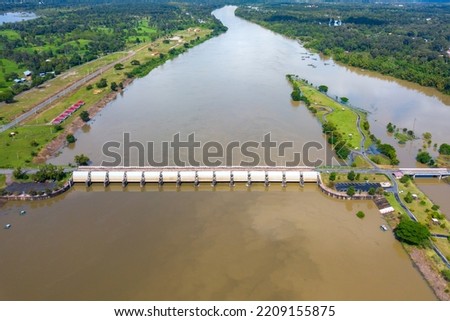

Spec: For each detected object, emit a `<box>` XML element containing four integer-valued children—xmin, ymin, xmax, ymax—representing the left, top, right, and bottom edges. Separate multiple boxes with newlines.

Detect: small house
<box><xmin>23</xmin><ymin>70</ymin><xmax>32</xmax><ymax>77</ymax></box>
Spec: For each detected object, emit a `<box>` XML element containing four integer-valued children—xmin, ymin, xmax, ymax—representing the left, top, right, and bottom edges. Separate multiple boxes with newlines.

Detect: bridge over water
<box><xmin>398</xmin><ymin>168</ymin><xmax>450</xmax><ymax>179</ymax></box>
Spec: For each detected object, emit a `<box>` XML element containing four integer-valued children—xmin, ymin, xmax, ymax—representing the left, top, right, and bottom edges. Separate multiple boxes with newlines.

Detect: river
<box><xmin>0</xmin><ymin>12</ymin><xmax>37</xmax><ymax>25</ymax></box>
<box><xmin>0</xmin><ymin>6</ymin><xmax>441</xmax><ymax>300</ymax></box>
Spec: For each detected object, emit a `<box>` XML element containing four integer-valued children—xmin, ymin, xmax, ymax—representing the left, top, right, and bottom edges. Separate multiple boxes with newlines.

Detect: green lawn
<box><xmin>321</xmin><ymin>172</ymin><xmax>388</xmax><ymax>186</ymax></box>
<box><xmin>397</xmin><ymin>179</ymin><xmax>449</xmax><ymax>235</ymax></box>
<box><xmin>0</xmin><ymin>125</ymin><xmax>60</xmax><ymax>168</ymax></box>
<box><xmin>353</xmin><ymin>155</ymin><xmax>372</xmax><ymax>168</ymax></box>
<box><xmin>0</xmin><ymin>30</ymin><xmax>21</xmax><ymax>40</ymax></box>
<box><xmin>294</xmin><ymin>82</ymin><xmax>372</xmax><ymax>150</ymax></box>
<box><xmin>0</xmin><ymin>58</ymin><xmax>23</xmax><ymax>87</ymax></box>
<box><xmin>0</xmin><ymin>174</ymin><xmax>6</xmax><ymax>189</ymax></box>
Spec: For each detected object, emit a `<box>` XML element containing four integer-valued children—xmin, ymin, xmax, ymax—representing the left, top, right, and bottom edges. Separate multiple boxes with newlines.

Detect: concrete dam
<box><xmin>71</xmin><ymin>166</ymin><xmax>320</xmax><ymax>187</ymax></box>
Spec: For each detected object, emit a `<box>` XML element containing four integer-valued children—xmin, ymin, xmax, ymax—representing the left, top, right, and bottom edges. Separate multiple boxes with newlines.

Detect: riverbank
<box><xmin>0</xmin><ymin>27</ymin><xmax>217</xmax><ymax>168</ymax></box>
<box><xmin>286</xmin><ymin>75</ymin><xmax>450</xmax><ymax>299</ymax></box>
<box><xmin>383</xmin><ymin>178</ymin><xmax>450</xmax><ymax>300</ymax></box>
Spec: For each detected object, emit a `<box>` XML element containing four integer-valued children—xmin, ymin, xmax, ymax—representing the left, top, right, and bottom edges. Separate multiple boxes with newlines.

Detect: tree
<box><xmin>356</xmin><ymin>211</ymin><xmax>365</xmax><ymax>219</ymax></box>
<box><xmin>66</xmin><ymin>134</ymin><xmax>76</xmax><ymax>144</ymax></box>
<box><xmin>114</xmin><ymin>63</ymin><xmax>124</xmax><ymax>70</ymax></box>
<box><xmin>318</xmin><ymin>85</ymin><xmax>328</xmax><ymax>93</ymax></box>
<box><xmin>74</xmin><ymin>154</ymin><xmax>90</xmax><ymax>166</ymax></box>
<box><xmin>423</xmin><ymin>132</ymin><xmax>432</xmax><ymax>140</ymax></box>
<box><xmin>291</xmin><ymin>89</ymin><xmax>301</xmax><ymax>101</ymax></box>
<box><xmin>340</xmin><ymin>97</ymin><xmax>349</xmax><ymax>103</ymax></box>
<box><xmin>362</xmin><ymin>121</ymin><xmax>370</xmax><ymax>131</ymax></box>
<box><xmin>13</xmin><ymin>167</ymin><xmax>28</xmax><ymax>180</ymax></box>
<box><xmin>404</xmin><ymin>192</ymin><xmax>414</xmax><ymax>203</ymax></box>
<box><xmin>368</xmin><ymin>187</ymin><xmax>376</xmax><ymax>195</ymax></box>
<box><xmin>347</xmin><ymin>170</ymin><xmax>356</xmax><ymax>181</ymax></box>
<box><xmin>80</xmin><ymin>110</ymin><xmax>90</xmax><ymax>122</ymax></box>
<box><xmin>130</xmin><ymin>60</ymin><xmax>140</xmax><ymax>65</ymax></box>
<box><xmin>386</xmin><ymin>122</ymin><xmax>395</xmax><ymax>133</ymax></box>
<box><xmin>394</xmin><ymin>219</ymin><xmax>430</xmax><ymax>247</ymax></box>
<box><xmin>96</xmin><ymin>78</ymin><xmax>108</xmax><ymax>88</ymax></box>
<box><xmin>33</xmin><ymin>164</ymin><xmax>65</xmax><ymax>182</ymax></box>
<box><xmin>347</xmin><ymin>186</ymin><xmax>356</xmax><ymax>197</ymax></box>
<box><xmin>329</xmin><ymin>172</ymin><xmax>336</xmax><ymax>181</ymax></box>
<box><xmin>0</xmin><ymin>90</ymin><xmax>15</xmax><ymax>103</ymax></box>
<box><xmin>110</xmin><ymin>81</ymin><xmax>118</xmax><ymax>91</ymax></box>
<box><xmin>376</xmin><ymin>187</ymin><xmax>384</xmax><ymax>195</ymax></box>
<box><xmin>438</xmin><ymin>143</ymin><xmax>450</xmax><ymax>155</ymax></box>
<box><xmin>399</xmin><ymin>175</ymin><xmax>410</xmax><ymax>184</ymax></box>
<box><xmin>416</xmin><ymin>151</ymin><xmax>433</xmax><ymax>164</ymax></box>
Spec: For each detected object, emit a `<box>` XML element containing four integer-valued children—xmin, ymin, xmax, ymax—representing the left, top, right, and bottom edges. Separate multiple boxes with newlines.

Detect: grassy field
<box><xmin>320</xmin><ymin>172</ymin><xmax>389</xmax><ymax>186</ymax></box>
<box><xmin>353</xmin><ymin>155</ymin><xmax>371</xmax><ymax>168</ymax></box>
<box><xmin>437</xmin><ymin>155</ymin><xmax>450</xmax><ymax>168</ymax></box>
<box><xmin>293</xmin><ymin>81</ymin><xmax>372</xmax><ymax>150</ymax></box>
<box><xmin>0</xmin><ymin>125</ymin><xmax>59</xmax><ymax>168</ymax></box>
<box><xmin>0</xmin><ymin>27</ymin><xmax>212</xmax><ymax>168</ymax></box>
<box><xmin>369</xmin><ymin>154</ymin><xmax>392</xmax><ymax>166</ymax></box>
<box><xmin>397</xmin><ymin>179</ymin><xmax>449</xmax><ymax>235</ymax></box>
<box><xmin>0</xmin><ymin>174</ymin><xmax>5</xmax><ymax>189</ymax></box>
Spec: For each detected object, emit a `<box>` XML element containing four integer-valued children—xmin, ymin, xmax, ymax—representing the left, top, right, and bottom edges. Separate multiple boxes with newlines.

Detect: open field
<box><xmin>397</xmin><ymin>179</ymin><xmax>449</xmax><ymax>235</ymax></box>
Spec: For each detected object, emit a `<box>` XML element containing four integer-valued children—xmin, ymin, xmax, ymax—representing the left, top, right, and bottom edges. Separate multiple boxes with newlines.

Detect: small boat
<box><xmin>20</xmin><ymin>210</ymin><xmax>26</xmax><ymax>215</ymax></box>
<box><xmin>5</xmin><ymin>224</ymin><xmax>12</xmax><ymax>229</ymax></box>
<box><xmin>380</xmin><ymin>225</ymin><xmax>388</xmax><ymax>231</ymax></box>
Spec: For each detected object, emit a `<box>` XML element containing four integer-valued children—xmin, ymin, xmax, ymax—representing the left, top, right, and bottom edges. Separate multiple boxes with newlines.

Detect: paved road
<box><xmin>0</xmin><ymin>50</ymin><xmax>137</xmax><ymax>133</ymax></box>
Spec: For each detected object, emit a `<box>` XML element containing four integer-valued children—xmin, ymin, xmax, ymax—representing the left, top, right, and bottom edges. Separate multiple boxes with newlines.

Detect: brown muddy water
<box><xmin>0</xmin><ymin>185</ymin><xmax>435</xmax><ymax>300</ymax></box>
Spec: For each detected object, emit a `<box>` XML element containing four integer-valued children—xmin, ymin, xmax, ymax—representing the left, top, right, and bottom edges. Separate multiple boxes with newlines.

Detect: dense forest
<box><xmin>237</xmin><ymin>3</ymin><xmax>450</xmax><ymax>94</ymax></box>
<box><xmin>0</xmin><ymin>1</ymin><xmax>225</xmax><ymax>101</ymax></box>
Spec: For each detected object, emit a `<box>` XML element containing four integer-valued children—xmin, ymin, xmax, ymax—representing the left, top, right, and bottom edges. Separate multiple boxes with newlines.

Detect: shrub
<box><xmin>96</xmin><ymin>78</ymin><xmax>108</xmax><ymax>89</ymax></box>
<box><xmin>431</xmin><ymin>204</ymin><xmax>440</xmax><ymax>211</ymax></box>
<box><xmin>347</xmin><ymin>171</ymin><xmax>356</xmax><ymax>181</ymax></box>
<box><xmin>404</xmin><ymin>192</ymin><xmax>414</xmax><ymax>203</ymax></box>
<box><xmin>80</xmin><ymin>111</ymin><xmax>90</xmax><ymax>122</ymax></box>
<box><xmin>110</xmin><ymin>82</ymin><xmax>118</xmax><ymax>91</ymax></box>
<box><xmin>66</xmin><ymin>134</ymin><xmax>76</xmax><ymax>144</ymax></box>
<box><xmin>356</xmin><ymin>211</ymin><xmax>365</xmax><ymax>219</ymax></box>
<box><xmin>13</xmin><ymin>167</ymin><xmax>28</xmax><ymax>180</ymax></box>
<box><xmin>442</xmin><ymin>269</ymin><xmax>450</xmax><ymax>282</ymax></box>
<box><xmin>438</xmin><ymin>143</ymin><xmax>450</xmax><ymax>155</ymax></box>
<box><xmin>347</xmin><ymin>186</ymin><xmax>356</xmax><ymax>197</ymax></box>
<box><xmin>329</xmin><ymin>172</ymin><xmax>336</xmax><ymax>181</ymax></box>
<box><xmin>74</xmin><ymin>154</ymin><xmax>90</xmax><ymax>166</ymax></box>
